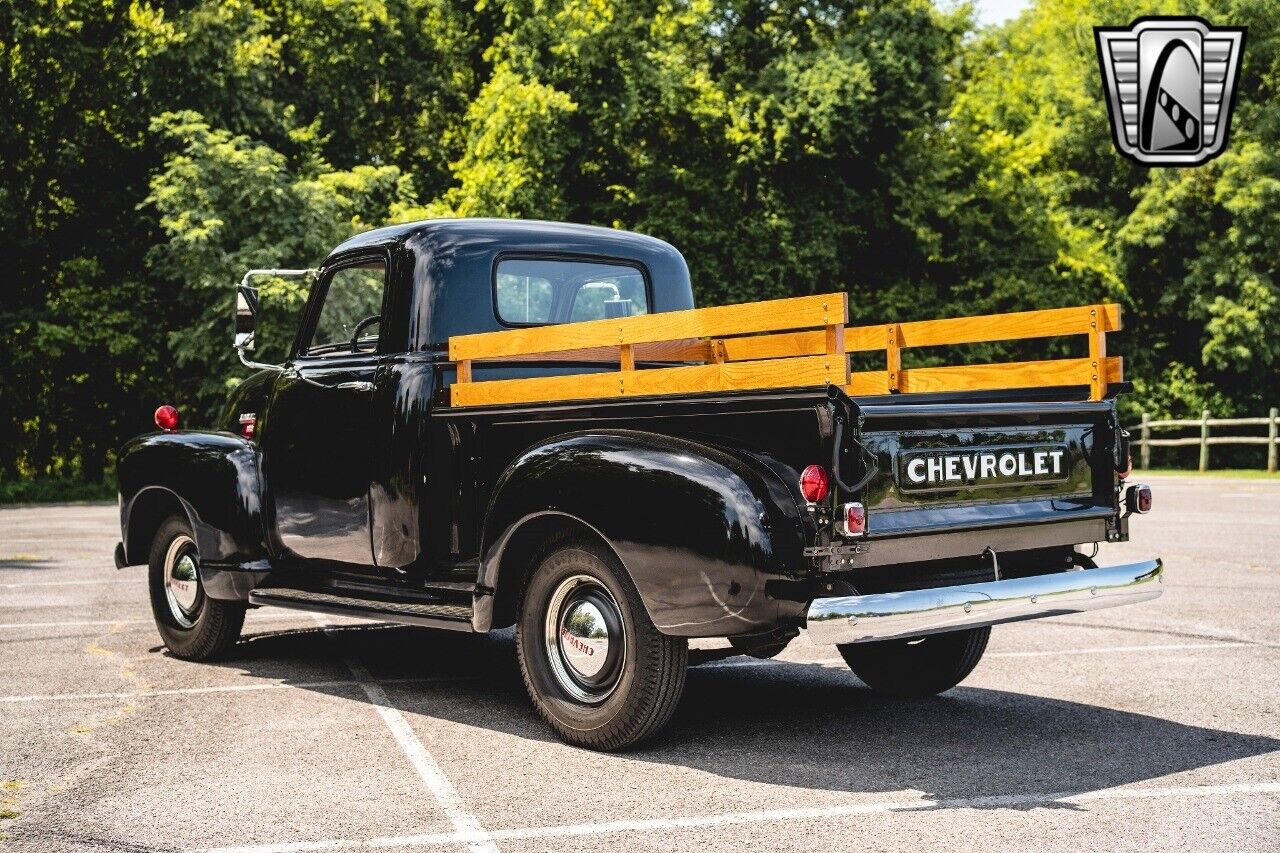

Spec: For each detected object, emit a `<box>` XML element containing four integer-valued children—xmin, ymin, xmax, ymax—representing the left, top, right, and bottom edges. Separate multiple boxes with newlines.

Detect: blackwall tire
<box><xmin>837</xmin><ymin>626</ymin><xmax>990</xmax><ymax>698</ymax></box>
<box><xmin>517</xmin><ymin>540</ymin><xmax>687</xmax><ymax>751</ymax></box>
<box><xmin>148</xmin><ymin>515</ymin><xmax>245</xmax><ymax>661</ymax></box>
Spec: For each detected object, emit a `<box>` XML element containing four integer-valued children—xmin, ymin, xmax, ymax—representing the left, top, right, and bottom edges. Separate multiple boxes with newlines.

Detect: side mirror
<box><xmin>235</xmin><ymin>285</ymin><xmax>259</xmax><ymax>352</ymax></box>
<box><xmin>234</xmin><ymin>267</ymin><xmax>316</xmax><ymax>371</ymax></box>
<box><xmin>603</xmin><ymin>298</ymin><xmax>632</xmax><ymax>319</ymax></box>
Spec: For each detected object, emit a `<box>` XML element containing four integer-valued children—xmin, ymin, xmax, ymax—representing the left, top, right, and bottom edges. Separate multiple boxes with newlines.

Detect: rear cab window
<box><xmin>495</xmin><ymin>258</ymin><xmax>649</xmax><ymax>326</ymax></box>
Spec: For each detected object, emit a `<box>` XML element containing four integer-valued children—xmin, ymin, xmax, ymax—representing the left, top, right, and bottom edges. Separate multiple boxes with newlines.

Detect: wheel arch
<box><xmin>474</xmin><ymin>430</ymin><xmax>805</xmax><ymax>637</ymax></box>
<box><xmin>123</xmin><ymin>486</ymin><xmax>196</xmax><ymax>566</ymax></box>
<box><xmin>478</xmin><ymin>510</ymin><xmax>619</xmax><ymax>633</ymax></box>
<box><xmin>116</xmin><ymin>431</ymin><xmax>271</xmax><ymax>597</ymax></box>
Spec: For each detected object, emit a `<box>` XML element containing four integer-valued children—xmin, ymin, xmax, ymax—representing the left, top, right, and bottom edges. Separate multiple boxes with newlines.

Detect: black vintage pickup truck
<box><xmin>115</xmin><ymin>218</ymin><xmax>1160</xmax><ymax>750</ymax></box>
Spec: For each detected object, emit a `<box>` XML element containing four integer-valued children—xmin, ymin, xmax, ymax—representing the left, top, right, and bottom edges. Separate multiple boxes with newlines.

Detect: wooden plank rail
<box><xmin>447</xmin><ymin>296</ymin><xmax>1124</xmax><ymax>408</ymax></box>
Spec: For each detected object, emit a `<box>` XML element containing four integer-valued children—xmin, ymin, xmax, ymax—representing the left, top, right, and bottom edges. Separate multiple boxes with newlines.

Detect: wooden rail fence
<box><xmin>1132</xmin><ymin>408</ymin><xmax>1280</xmax><ymax>473</ymax></box>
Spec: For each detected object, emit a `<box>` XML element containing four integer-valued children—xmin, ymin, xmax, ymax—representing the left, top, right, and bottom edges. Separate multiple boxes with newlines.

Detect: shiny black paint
<box><xmin>474</xmin><ymin>430</ymin><xmax>812</xmax><ymax>636</ymax></box>
<box><xmin>118</xmin><ymin>219</ymin><xmax>1136</xmax><ymax>636</ymax></box>
<box><xmin>116</xmin><ymin>431</ymin><xmax>269</xmax><ymax>580</ymax></box>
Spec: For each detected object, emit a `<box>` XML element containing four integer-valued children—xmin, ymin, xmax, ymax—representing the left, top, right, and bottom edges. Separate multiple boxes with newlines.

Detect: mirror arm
<box><xmin>234</xmin><ymin>268</ymin><xmax>318</xmax><ymax>371</ymax></box>
<box><xmin>237</xmin><ymin>347</ymin><xmax>285</xmax><ymax>372</ymax></box>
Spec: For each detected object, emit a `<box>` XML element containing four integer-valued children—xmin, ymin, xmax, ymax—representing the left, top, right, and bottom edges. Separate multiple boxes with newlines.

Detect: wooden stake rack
<box><xmin>447</xmin><ymin>294</ymin><xmax>1123</xmax><ymax>408</ymax></box>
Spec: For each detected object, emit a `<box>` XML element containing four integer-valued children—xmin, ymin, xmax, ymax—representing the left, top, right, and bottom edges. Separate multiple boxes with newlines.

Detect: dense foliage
<box><xmin>2</xmin><ymin>0</ymin><xmax>1277</xmax><ymax>495</ymax></box>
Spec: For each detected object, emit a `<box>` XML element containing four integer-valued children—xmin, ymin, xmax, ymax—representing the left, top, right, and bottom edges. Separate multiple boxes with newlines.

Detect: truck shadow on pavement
<box><xmin>216</xmin><ymin>622</ymin><xmax>1280</xmax><ymax>809</ymax></box>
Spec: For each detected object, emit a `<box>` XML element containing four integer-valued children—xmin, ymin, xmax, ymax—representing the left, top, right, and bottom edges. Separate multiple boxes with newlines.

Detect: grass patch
<box><xmin>1138</xmin><ymin>468</ymin><xmax>1280</xmax><ymax>480</ymax></box>
<box><xmin>0</xmin><ymin>478</ymin><xmax>116</xmax><ymax>505</ymax></box>
<box><xmin>0</xmin><ymin>780</ymin><xmax>22</xmax><ymax>822</ymax></box>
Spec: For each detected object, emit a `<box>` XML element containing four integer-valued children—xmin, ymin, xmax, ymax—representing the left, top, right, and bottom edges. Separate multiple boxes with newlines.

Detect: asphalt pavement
<box><xmin>1</xmin><ymin>474</ymin><xmax>1277</xmax><ymax>852</ymax></box>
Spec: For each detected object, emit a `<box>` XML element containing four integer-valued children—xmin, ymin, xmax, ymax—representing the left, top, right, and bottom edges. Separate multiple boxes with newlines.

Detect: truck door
<box><xmin>261</xmin><ymin>255</ymin><xmax>388</xmax><ymax>567</ymax></box>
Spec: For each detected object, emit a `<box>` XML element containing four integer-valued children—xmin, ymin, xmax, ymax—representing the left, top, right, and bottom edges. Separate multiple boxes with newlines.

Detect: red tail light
<box><xmin>154</xmin><ymin>405</ymin><xmax>180</xmax><ymax>432</ymax></box>
<box><xmin>1127</xmin><ymin>483</ymin><xmax>1152</xmax><ymax>514</ymax></box>
<box><xmin>799</xmin><ymin>465</ymin><xmax>829</xmax><ymax>503</ymax></box>
<box><xmin>838</xmin><ymin>502</ymin><xmax>866</xmax><ymax>537</ymax></box>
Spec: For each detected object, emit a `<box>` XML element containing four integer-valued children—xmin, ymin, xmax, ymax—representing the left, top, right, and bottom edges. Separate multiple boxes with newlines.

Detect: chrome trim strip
<box><xmin>805</xmin><ymin>558</ymin><xmax>1163</xmax><ymax>645</ymax></box>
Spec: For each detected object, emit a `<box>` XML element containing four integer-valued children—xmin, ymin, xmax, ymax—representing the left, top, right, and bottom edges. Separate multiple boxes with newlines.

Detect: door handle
<box><xmin>334</xmin><ymin>381</ymin><xmax>375</xmax><ymax>392</ymax></box>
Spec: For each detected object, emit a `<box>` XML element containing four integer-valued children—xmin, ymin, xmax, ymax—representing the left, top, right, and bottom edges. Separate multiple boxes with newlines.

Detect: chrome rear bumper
<box><xmin>805</xmin><ymin>558</ymin><xmax>1163</xmax><ymax>646</ymax></box>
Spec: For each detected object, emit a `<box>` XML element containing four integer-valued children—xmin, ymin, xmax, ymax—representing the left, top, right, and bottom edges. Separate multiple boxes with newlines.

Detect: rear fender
<box><xmin>117</xmin><ymin>431</ymin><xmax>270</xmax><ymax>599</ymax></box>
<box><xmin>476</xmin><ymin>431</ymin><xmax>807</xmax><ymax>637</ymax></box>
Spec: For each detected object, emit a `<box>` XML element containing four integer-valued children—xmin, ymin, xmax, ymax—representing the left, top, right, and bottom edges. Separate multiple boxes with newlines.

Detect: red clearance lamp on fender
<box><xmin>154</xmin><ymin>405</ymin><xmax>180</xmax><ymax>432</ymax></box>
<box><xmin>799</xmin><ymin>465</ymin><xmax>829</xmax><ymax>504</ymax></box>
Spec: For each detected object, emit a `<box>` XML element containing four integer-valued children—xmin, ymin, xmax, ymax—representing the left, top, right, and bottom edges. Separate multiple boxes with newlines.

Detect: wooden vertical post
<box><xmin>885</xmin><ymin>324</ymin><xmax>901</xmax><ymax>393</ymax></box>
<box><xmin>1140</xmin><ymin>412</ymin><xmax>1151</xmax><ymax>471</ymax></box>
<box><xmin>1088</xmin><ymin>306</ymin><xmax>1106</xmax><ymax>401</ymax></box>
<box><xmin>1199</xmin><ymin>409</ymin><xmax>1210</xmax><ymax>472</ymax></box>
<box><xmin>820</xmin><ymin>297</ymin><xmax>847</xmax><ymax>387</ymax></box>
<box><xmin>456</xmin><ymin>360</ymin><xmax>472</xmax><ymax>383</ymax></box>
<box><xmin>617</xmin><ymin>328</ymin><xmax>632</xmax><ymax>395</ymax></box>
<box><xmin>1268</xmin><ymin>407</ymin><xmax>1278</xmax><ymax>473</ymax></box>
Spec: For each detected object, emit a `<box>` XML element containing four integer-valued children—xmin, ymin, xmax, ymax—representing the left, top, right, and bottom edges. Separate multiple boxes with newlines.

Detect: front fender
<box><xmin>117</xmin><ymin>431</ymin><xmax>269</xmax><ymax>577</ymax></box>
<box><xmin>478</xmin><ymin>431</ymin><xmax>807</xmax><ymax>637</ymax></box>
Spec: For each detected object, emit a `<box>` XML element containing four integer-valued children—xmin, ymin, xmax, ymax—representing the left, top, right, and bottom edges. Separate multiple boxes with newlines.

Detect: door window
<box><xmin>308</xmin><ymin>261</ymin><xmax>386</xmax><ymax>355</ymax></box>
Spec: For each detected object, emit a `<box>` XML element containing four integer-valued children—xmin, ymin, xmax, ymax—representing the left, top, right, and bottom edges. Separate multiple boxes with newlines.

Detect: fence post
<box><xmin>1140</xmin><ymin>411</ymin><xmax>1150</xmax><ymax>470</ymax></box>
<box><xmin>1199</xmin><ymin>409</ymin><xmax>1210</xmax><ymax>472</ymax></box>
<box><xmin>1269</xmin><ymin>407</ymin><xmax>1278</xmax><ymax>474</ymax></box>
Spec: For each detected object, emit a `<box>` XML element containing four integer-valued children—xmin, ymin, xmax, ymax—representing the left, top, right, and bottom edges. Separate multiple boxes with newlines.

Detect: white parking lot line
<box><xmin>985</xmin><ymin>641</ymin><xmax>1261</xmax><ymax>658</ymax></box>
<box><xmin>315</xmin><ymin>617</ymin><xmax>498</xmax><ymax>853</ymax></box>
<box><xmin>0</xmin><ymin>675</ymin><xmax>482</xmax><ymax>704</ymax></box>
<box><xmin>704</xmin><ymin>640</ymin><xmax>1266</xmax><ymax>672</ymax></box>
<box><xmin>0</xmin><ymin>613</ymin><xmax>305</xmax><ymax>630</ymax></box>
<box><xmin>0</xmin><ymin>577</ymin><xmax>136</xmax><ymax>588</ymax></box>
<box><xmin>202</xmin><ymin>781</ymin><xmax>1280</xmax><ymax>852</ymax></box>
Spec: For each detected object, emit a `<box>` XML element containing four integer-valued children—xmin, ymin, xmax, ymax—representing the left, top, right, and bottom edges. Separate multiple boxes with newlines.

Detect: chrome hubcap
<box><xmin>544</xmin><ymin>574</ymin><xmax>624</xmax><ymax>703</ymax></box>
<box><xmin>560</xmin><ymin>600</ymin><xmax>610</xmax><ymax>678</ymax></box>
<box><xmin>163</xmin><ymin>534</ymin><xmax>201</xmax><ymax>628</ymax></box>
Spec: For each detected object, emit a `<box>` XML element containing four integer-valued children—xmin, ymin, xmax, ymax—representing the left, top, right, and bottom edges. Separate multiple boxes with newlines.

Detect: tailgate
<box><xmin>849</xmin><ymin>400</ymin><xmax>1122</xmax><ymax>539</ymax></box>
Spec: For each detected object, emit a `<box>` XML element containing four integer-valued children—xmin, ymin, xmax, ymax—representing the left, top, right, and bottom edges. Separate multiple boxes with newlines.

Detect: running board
<box><xmin>248</xmin><ymin>588</ymin><xmax>475</xmax><ymax>632</ymax></box>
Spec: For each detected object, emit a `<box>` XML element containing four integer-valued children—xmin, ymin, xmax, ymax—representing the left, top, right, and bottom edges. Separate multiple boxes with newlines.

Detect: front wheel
<box><xmin>517</xmin><ymin>540</ymin><xmax>687</xmax><ymax>751</ymax></box>
<box><xmin>838</xmin><ymin>626</ymin><xmax>989</xmax><ymax>698</ymax></box>
<box><xmin>148</xmin><ymin>515</ymin><xmax>245</xmax><ymax>660</ymax></box>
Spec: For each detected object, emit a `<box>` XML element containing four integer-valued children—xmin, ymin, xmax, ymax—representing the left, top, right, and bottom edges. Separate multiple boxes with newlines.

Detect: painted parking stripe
<box><xmin>0</xmin><ymin>675</ymin><xmax>482</xmax><ymax>704</ymax></box>
<box><xmin>985</xmin><ymin>641</ymin><xmax>1262</xmax><ymax>657</ymax></box>
<box><xmin>316</xmin><ymin>619</ymin><xmax>498</xmax><ymax>853</ymax></box>
<box><xmin>202</xmin><ymin>781</ymin><xmax>1280</xmax><ymax>852</ymax></box>
<box><xmin>0</xmin><ymin>578</ymin><xmax>137</xmax><ymax>588</ymax></box>
<box><xmin>0</xmin><ymin>613</ymin><xmax>320</xmax><ymax>629</ymax></box>
<box><xmin>703</xmin><ymin>641</ymin><xmax>1266</xmax><ymax>671</ymax></box>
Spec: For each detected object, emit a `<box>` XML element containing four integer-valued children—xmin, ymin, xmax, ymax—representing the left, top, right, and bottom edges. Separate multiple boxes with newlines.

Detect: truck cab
<box><xmin>116</xmin><ymin>218</ymin><xmax>1160</xmax><ymax>751</ymax></box>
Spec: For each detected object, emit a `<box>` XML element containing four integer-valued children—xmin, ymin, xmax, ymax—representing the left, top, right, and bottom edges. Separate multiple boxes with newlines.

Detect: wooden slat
<box><xmin>845</xmin><ymin>356</ymin><xmax>1124</xmax><ymax>397</ymax></box>
<box><xmin>716</xmin><ymin>303</ymin><xmax>1123</xmax><ymax>361</ymax></box>
<box><xmin>845</xmin><ymin>303</ymin><xmax>1123</xmax><ymax>352</ymax></box>
<box><xmin>449</xmin><ymin>293</ymin><xmax>848</xmax><ymax>361</ymax></box>
<box><xmin>719</xmin><ymin>330</ymin><xmax>826</xmax><ymax>361</ymax></box>
<box><xmin>470</xmin><ymin>339</ymin><xmax>715</xmax><ymax>365</ymax></box>
<box><xmin>450</xmin><ymin>355</ymin><xmax>843</xmax><ymax>408</ymax></box>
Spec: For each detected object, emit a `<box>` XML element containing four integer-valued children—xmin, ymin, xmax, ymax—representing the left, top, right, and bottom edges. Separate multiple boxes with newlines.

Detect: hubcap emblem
<box><xmin>559</xmin><ymin>600</ymin><xmax>610</xmax><ymax>679</ymax></box>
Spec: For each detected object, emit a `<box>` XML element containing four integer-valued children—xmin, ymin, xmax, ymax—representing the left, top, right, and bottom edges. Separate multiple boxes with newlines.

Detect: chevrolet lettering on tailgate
<box><xmin>900</xmin><ymin>444</ymin><xmax>1069</xmax><ymax>490</ymax></box>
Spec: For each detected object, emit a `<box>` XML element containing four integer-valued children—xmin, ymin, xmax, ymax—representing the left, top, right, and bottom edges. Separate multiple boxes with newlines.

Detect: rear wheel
<box><xmin>148</xmin><ymin>516</ymin><xmax>245</xmax><ymax>660</ymax></box>
<box><xmin>838</xmin><ymin>627</ymin><xmax>989</xmax><ymax>698</ymax></box>
<box><xmin>517</xmin><ymin>540</ymin><xmax>687</xmax><ymax>751</ymax></box>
